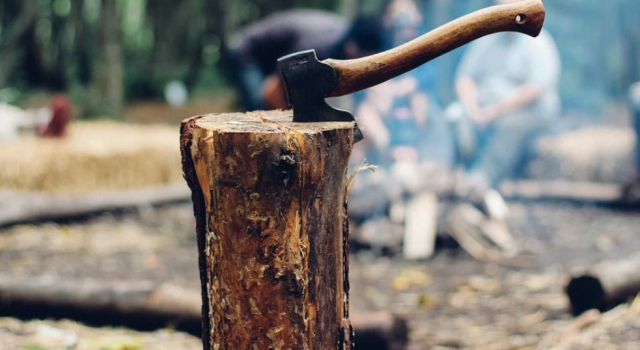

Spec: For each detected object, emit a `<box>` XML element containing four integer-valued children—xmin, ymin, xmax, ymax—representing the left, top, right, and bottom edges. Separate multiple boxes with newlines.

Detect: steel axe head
<box><xmin>277</xmin><ymin>50</ymin><xmax>364</xmax><ymax>142</ymax></box>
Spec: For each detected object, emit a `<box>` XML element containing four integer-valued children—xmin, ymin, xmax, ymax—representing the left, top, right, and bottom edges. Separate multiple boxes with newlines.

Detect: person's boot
<box><xmin>482</xmin><ymin>189</ymin><xmax>509</xmax><ymax>222</ymax></box>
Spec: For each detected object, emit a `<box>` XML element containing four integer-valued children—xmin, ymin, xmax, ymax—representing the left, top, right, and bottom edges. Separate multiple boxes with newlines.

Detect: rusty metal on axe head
<box><xmin>277</xmin><ymin>0</ymin><xmax>546</xmax><ymax>144</ymax></box>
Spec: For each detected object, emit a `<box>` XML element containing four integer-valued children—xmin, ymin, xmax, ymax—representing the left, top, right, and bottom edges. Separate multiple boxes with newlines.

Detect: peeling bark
<box><xmin>180</xmin><ymin>111</ymin><xmax>354</xmax><ymax>349</ymax></box>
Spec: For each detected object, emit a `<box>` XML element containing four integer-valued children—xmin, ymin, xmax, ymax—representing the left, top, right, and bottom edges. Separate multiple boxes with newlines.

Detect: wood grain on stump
<box><xmin>180</xmin><ymin>111</ymin><xmax>355</xmax><ymax>349</ymax></box>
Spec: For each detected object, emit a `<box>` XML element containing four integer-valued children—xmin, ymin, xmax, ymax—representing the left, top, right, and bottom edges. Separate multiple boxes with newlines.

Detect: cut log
<box><xmin>0</xmin><ymin>276</ymin><xmax>408</xmax><ymax>348</ymax></box>
<box><xmin>0</xmin><ymin>276</ymin><xmax>202</xmax><ymax>334</ymax></box>
<box><xmin>350</xmin><ymin>312</ymin><xmax>409</xmax><ymax>350</ymax></box>
<box><xmin>529</xmin><ymin>127</ymin><xmax>635</xmax><ymax>184</ymax></box>
<box><xmin>500</xmin><ymin>180</ymin><xmax>622</xmax><ymax>203</ymax></box>
<box><xmin>566</xmin><ymin>254</ymin><xmax>640</xmax><ymax>315</ymax></box>
<box><xmin>0</xmin><ymin>184</ymin><xmax>190</xmax><ymax>226</ymax></box>
<box><xmin>180</xmin><ymin>111</ymin><xmax>355</xmax><ymax>349</ymax></box>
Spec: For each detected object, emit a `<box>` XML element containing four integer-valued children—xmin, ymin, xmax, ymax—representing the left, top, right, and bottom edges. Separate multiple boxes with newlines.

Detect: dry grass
<box><xmin>0</xmin><ymin>121</ymin><xmax>183</xmax><ymax>193</ymax></box>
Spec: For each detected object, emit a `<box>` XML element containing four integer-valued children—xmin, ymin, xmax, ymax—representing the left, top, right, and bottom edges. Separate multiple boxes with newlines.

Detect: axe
<box><xmin>277</xmin><ymin>0</ymin><xmax>545</xmax><ymax>142</ymax></box>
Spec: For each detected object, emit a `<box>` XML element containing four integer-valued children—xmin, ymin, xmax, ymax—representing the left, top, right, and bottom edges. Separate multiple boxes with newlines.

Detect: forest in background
<box><xmin>1</xmin><ymin>0</ymin><xmax>640</xmax><ymax>118</ymax></box>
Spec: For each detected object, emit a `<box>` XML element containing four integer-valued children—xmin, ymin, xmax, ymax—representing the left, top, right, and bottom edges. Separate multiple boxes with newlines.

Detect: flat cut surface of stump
<box><xmin>192</xmin><ymin>110</ymin><xmax>355</xmax><ymax>135</ymax></box>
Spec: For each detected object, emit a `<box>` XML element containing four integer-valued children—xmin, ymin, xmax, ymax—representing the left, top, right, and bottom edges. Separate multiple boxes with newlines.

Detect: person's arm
<box><xmin>358</xmin><ymin>102</ymin><xmax>390</xmax><ymax>152</ymax></box>
<box><xmin>482</xmin><ymin>32</ymin><xmax>561</xmax><ymax>123</ymax></box>
<box><xmin>631</xmin><ymin>82</ymin><xmax>640</xmax><ymax>110</ymax></box>
<box><xmin>454</xmin><ymin>39</ymin><xmax>489</xmax><ymax>123</ymax></box>
<box><xmin>356</xmin><ymin>83</ymin><xmax>394</xmax><ymax>152</ymax></box>
<box><xmin>410</xmin><ymin>91</ymin><xmax>429</xmax><ymax>128</ymax></box>
<box><xmin>479</xmin><ymin>83</ymin><xmax>543</xmax><ymax>122</ymax></box>
<box><xmin>261</xmin><ymin>73</ymin><xmax>289</xmax><ymax>110</ymax></box>
<box><xmin>455</xmin><ymin>76</ymin><xmax>482</xmax><ymax>121</ymax></box>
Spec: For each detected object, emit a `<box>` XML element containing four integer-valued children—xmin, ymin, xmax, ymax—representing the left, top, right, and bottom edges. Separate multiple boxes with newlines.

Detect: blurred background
<box><xmin>1</xmin><ymin>0</ymin><xmax>639</xmax><ymax>116</ymax></box>
<box><xmin>3</xmin><ymin>0</ymin><xmax>640</xmax><ymax>349</ymax></box>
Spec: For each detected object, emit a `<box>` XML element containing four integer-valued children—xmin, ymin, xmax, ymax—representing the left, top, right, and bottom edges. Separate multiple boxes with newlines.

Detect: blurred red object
<box><xmin>38</xmin><ymin>95</ymin><xmax>71</xmax><ymax>138</ymax></box>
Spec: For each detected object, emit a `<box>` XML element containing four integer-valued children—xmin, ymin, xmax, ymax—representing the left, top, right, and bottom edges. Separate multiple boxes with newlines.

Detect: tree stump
<box><xmin>180</xmin><ymin>111</ymin><xmax>355</xmax><ymax>349</ymax></box>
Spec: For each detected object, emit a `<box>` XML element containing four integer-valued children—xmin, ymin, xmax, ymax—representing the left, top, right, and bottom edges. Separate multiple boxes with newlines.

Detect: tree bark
<box><xmin>340</xmin><ymin>0</ymin><xmax>360</xmax><ymax>18</ymax></box>
<box><xmin>86</xmin><ymin>0</ymin><xmax>123</xmax><ymax>117</ymax></box>
<box><xmin>180</xmin><ymin>111</ymin><xmax>355</xmax><ymax>349</ymax></box>
<box><xmin>566</xmin><ymin>254</ymin><xmax>640</xmax><ymax>316</ymax></box>
<box><xmin>0</xmin><ymin>0</ymin><xmax>39</xmax><ymax>87</ymax></box>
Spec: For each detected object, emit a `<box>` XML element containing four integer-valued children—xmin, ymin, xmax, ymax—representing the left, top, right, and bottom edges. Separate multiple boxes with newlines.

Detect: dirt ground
<box><xmin>0</xmin><ymin>317</ymin><xmax>202</xmax><ymax>350</ymax></box>
<box><xmin>1</xmin><ymin>199</ymin><xmax>640</xmax><ymax>349</ymax></box>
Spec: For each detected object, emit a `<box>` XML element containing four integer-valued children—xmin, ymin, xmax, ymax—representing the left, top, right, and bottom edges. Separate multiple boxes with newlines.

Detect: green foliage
<box><xmin>53</xmin><ymin>0</ymin><xmax>71</xmax><ymax>17</ymax></box>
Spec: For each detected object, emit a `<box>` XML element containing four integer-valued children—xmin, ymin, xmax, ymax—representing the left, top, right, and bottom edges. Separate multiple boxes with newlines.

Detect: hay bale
<box><xmin>0</xmin><ymin>121</ymin><xmax>182</xmax><ymax>193</ymax></box>
<box><xmin>528</xmin><ymin>127</ymin><xmax>636</xmax><ymax>183</ymax></box>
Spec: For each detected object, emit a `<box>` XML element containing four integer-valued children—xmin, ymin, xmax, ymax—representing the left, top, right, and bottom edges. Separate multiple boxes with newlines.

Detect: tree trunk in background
<box><xmin>212</xmin><ymin>0</ymin><xmax>230</xmax><ymax>70</ymax></box>
<box><xmin>182</xmin><ymin>0</ymin><xmax>207</xmax><ymax>89</ymax></box>
<box><xmin>70</xmin><ymin>0</ymin><xmax>92</xmax><ymax>86</ymax></box>
<box><xmin>184</xmin><ymin>0</ymin><xmax>228</xmax><ymax>88</ymax></box>
<box><xmin>0</xmin><ymin>0</ymin><xmax>39</xmax><ymax>88</ymax></box>
<box><xmin>211</xmin><ymin>0</ymin><xmax>229</xmax><ymax>66</ymax></box>
<box><xmin>86</xmin><ymin>0</ymin><xmax>123</xmax><ymax>117</ymax></box>
<box><xmin>180</xmin><ymin>111</ymin><xmax>355</xmax><ymax>349</ymax></box>
<box><xmin>340</xmin><ymin>0</ymin><xmax>360</xmax><ymax>18</ymax></box>
<box><xmin>49</xmin><ymin>6</ymin><xmax>69</xmax><ymax>91</ymax></box>
<box><xmin>149</xmin><ymin>1</ymin><xmax>191</xmax><ymax>81</ymax></box>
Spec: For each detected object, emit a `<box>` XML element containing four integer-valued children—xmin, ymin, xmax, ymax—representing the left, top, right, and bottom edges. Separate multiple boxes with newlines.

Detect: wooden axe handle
<box><xmin>326</xmin><ymin>0</ymin><xmax>545</xmax><ymax>97</ymax></box>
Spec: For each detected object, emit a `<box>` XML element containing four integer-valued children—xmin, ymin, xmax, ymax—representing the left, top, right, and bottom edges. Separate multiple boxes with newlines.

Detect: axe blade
<box><xmin>278</xmin><ymin>49</ymin><xmax>363</xmax><ymax>143</ymax></box>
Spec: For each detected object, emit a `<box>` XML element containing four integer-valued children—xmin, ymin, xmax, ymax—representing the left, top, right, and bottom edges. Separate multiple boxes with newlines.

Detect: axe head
<box><xmin>277</xmin><ymin>50</ymin><xmax>363</xmax><ymax>142</ymax></box>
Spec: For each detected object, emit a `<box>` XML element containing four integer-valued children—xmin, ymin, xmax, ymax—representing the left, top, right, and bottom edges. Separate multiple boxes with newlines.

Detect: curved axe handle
<box><xmin>325</xmin><ymin>0</ymin><xmax>545</xmax><ymax>97</ymax></box>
